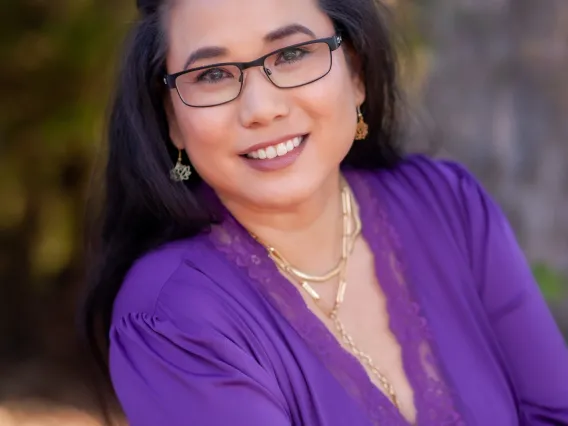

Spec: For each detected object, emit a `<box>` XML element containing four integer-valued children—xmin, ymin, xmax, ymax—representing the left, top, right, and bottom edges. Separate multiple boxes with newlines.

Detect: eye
<box><xmin>195</xmin><ymin>67</ymin><xmax>235</xmax><ymax>83</ymax></box>
<box><xmin>275</xmin><ymin>47</ymin><xmax>309</xmax><ymax>65</ymax></box>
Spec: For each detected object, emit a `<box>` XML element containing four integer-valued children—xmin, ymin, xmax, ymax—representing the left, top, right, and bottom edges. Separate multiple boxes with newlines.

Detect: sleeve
<box><xmin>109</xmin><ymin>313</ymin><xmax>291</xmax><ymax>426</ymax></box>
<box><xmin>450</xmin><ymin>161</ymin><xmax>568</xmax><ymax>424</ymax></box>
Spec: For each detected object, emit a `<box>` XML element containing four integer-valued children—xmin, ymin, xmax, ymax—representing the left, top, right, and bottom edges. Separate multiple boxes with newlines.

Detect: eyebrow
<box><xmin>264</xmin><ymin>23</ymin><xmax>316</xmax><ymax>43</ymax></box>
<box><xmin>182</xmin><ymin>23</ymin><xmax>317</xmax><ymax>70</ymax></box>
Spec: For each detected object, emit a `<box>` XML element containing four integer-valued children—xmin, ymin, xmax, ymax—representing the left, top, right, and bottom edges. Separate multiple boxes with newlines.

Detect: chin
<box><xmin>250</xmin><ymin>186</ymin><xmax>313</xmax><ymax>210</ymax></box>
<box><xmin>242</xmin><ymin>172</ymin><xmax>330</xmax><ymax>211</ymax></box>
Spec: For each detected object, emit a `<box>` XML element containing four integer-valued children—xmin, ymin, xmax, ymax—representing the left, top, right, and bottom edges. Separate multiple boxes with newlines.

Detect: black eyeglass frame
<box><xmin>163</xmin><ymin>34</ymin><xmax>343</xmax><ymax>107</ymax></box>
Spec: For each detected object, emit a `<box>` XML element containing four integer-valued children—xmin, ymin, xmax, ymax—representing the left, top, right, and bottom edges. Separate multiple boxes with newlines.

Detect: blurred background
<box><xmin>0</xmin><ymin>0</ymin><xmax>566</xmax><ymax>424</ymax></box>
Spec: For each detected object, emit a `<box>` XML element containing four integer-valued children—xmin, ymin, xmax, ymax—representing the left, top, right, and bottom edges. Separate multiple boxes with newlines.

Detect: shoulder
<box><xmin>382</xmin><ymin>153</ymin><xmax>482</xmax><ymax>199</ymax></box>
<box><xmin>111</xmin><ymin>235</ymin><xmax>229</xmax><ymax>325</ymax></box>
<box><xmin>347</xmin><ymin>153</ymin><xmax>487</xmax><ymax>217</ymax></box>
<box><xmin>110</xmin><ymin>232</ymin><xmax>269</xmax><ymax>359</ymax></box>
<box><xmin>370</xmin><ymin>155</ymin><xmax>514</xmax><ymax>266</ymax></box>
<box><xmin>368</xmin><ymin>153</ymin><xmax>491</xmax><ymax>222</ymax></box>
<box><xmin>350</xmin><ymin>154</ymin><xmax>504</xmax><ymax>261</ymax></box>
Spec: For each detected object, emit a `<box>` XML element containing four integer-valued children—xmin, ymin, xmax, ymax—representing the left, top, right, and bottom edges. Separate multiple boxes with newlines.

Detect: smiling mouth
<box><xmin>243</xmin><ymin>135</ymin><xmax>307</xmax><ymax>160</ymax></box>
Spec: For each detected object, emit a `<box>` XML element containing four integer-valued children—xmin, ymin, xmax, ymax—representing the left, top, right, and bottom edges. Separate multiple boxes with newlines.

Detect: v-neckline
<box><xmin>206</xmin><ymin>169</ymin><xmax>462</xmax><ymax>425</ymax></box>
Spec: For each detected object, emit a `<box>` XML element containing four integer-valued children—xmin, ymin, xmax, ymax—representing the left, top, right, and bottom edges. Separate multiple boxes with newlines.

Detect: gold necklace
<box><xmin>257</xmin><ymin>184</ymin><xmax>359</xmax><ymax>314</ymax></box>
<box><xmin>253</xmin><ymin>182</ymin><xmax>399</xmax><ymax>409</ymax></box>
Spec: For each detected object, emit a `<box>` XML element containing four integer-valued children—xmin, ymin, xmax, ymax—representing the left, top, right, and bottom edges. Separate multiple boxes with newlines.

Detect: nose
<box><xmin>238</xmin><ymin>68</ymin><xmax>290</xmax><ymax>128</ymax></box>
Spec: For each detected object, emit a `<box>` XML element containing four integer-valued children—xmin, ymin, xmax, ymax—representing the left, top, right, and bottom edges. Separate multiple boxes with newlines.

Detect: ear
<box><xmin>164</xmin><ymin>96</ymin><xmax>184</xmax><ymax>150</ymax></box>
<box><xmin>353</xmin><ymin>71</ymin><xmax>366</xmax><ymax>108</ymax></box>
<box><xmin>344</xmin><ymin>45</ymin><xmax>366</xmax><ymax>107</ymax></box>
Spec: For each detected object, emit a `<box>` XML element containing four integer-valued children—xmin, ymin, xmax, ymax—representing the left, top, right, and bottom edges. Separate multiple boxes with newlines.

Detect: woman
<box><xmin>81</xmin><ymin>0</ymin><xmax>568</xmax><ymax>424</ymax></box>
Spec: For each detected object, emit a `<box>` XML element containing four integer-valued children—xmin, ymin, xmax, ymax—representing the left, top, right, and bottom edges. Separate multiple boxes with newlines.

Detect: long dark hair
<box><xmin>80</xmin><ymin>0</ymin><xmax>403</xmax><ymax>385</ymax></box>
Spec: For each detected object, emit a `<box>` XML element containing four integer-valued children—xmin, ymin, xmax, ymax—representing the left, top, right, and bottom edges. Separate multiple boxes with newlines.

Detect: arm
<box><xmin>455</xmin><ymin>164</ymin><xmax>568</xmax><ymax>424</ymax></box>
<box><xmin>109</xmin><ymin>312</ymin><xmax>291</xmax><ymax>426</ymax></box>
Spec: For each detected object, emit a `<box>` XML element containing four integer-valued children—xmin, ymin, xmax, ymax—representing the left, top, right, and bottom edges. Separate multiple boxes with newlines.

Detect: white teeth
<box><xmin>265</xmin><ymin>146</ymin><xmax>277</xmax><ymax>159</ymax></box>
<box><xmin>276</xmin><ymin>143</ymin><xmax>287</xmax><ymax>156</ymax></box>
<box><xmin>245</xmin><ymin>136</ymin><xmax>304</xmax><ymax>159</ymax></box>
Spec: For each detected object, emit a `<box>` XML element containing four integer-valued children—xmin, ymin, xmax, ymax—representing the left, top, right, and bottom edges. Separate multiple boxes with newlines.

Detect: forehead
<box><xmin>166</xmin><ymin>0</ymin><xmax>333</xmax><ymax>65</ymax></box>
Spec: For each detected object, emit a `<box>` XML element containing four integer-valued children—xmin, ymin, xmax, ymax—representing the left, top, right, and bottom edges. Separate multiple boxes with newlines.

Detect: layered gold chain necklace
<box><xmin>251</xmin><ymin>181</ymin><xmax>399</xmax><ymax>409</ymax></box>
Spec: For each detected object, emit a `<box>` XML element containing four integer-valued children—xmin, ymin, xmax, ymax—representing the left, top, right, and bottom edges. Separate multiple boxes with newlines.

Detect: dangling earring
<box><xmin>354</xmin><ymin>106</ymin><xmax>368</xmax><ymax>140</ymax></box>
<box><xmin>169</xmin><ymin>149</ymin><xmax>192</xmax><ymax>181</ymax></box>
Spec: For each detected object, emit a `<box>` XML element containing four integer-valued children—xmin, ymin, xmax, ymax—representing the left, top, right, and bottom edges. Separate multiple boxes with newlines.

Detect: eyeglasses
<box><xmin>164</xmin><ymin>34</ymin><xmax>342</xmax><ymax>108</ymax></box>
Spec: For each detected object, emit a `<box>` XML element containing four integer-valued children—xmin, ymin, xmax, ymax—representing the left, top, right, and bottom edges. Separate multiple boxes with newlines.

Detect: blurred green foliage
<box><xmin>533</xmin><ymin>263</ymin><xmax>567</xmax><ymax>303</ymax></box>
<box><xmin>0</xmin><ymin>0</ymin><xmax>135</xmax><ymax>359</ymax></box>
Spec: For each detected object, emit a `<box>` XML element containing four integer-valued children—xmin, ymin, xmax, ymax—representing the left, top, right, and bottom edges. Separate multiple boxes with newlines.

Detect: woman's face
<box><xmin>165</xmin><ymin>0</ymin><xmax>365</xmax><ymax>210</ymax></box>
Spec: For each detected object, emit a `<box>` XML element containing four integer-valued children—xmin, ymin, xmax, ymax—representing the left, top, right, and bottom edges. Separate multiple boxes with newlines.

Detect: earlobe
<box><xmin>351</xmin><ymin>69</ymin><xmax>366</xmax><ymax>108</ymax></box>
<box><xmin>354</xmin><ymin>76</ymin><xmax>366</xmax><ymax>107</ymax></box>
<box><xmin>169</xmin><ymin>120</ymin><xmax>184</xmax><ymax>150</ymax></box>
<box><xmin>164</xmin><ymin>97</ymin><xmax>184</xmax><ymax>150</ymax></box>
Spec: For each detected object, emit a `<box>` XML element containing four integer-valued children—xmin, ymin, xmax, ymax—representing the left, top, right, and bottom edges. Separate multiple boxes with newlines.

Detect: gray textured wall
<box><xmin>410</xmin><ymin>0</ymin><xmax>568</xmax><ymax>277</ymax></box>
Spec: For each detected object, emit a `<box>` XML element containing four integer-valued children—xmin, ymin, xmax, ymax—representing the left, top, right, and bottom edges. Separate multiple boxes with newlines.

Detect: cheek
<box><xmin>298</xmin><ymin>61</ymin><xmax>359</xmax><ymax>153</ymax></box>
<box><xmin>303</xmin><ymin>66</ymin><xmax>356</xmax><ymax>112</ymax></box>
<box><xmin>172</xmin><ymin>102</ymin><xmax>237</xmax><ymax>170</ymax></box>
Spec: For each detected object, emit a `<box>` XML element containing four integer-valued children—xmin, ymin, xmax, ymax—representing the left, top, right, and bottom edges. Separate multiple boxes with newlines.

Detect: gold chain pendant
<box><xmin>252</xmin><ymin>182</ymin><xmax>399</xmax><ymax>409</ymax></box>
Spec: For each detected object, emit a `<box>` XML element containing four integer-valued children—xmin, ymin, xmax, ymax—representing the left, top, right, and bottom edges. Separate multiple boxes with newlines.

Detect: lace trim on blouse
<box><xmin>207</xmin><ymin>170</ymin><xmax>464</xmax><ymax>425</ymax></box>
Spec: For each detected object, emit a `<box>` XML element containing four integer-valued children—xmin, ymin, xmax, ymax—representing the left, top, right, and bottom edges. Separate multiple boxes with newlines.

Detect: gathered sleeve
<box><xmin>450</xmin><ymin>162</ymin><xmax>568</xmax><ymax>424</ymax></box>
<box><xmin>109</xmin><ymin>312</ymin><xmax>291</xmax><ymax>426</ymax></box>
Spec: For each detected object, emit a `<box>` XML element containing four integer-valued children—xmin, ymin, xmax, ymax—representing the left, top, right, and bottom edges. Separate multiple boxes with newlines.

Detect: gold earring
<box><xmin>169</xmin><ymin>149</ymin><xmax>192</xmax><ymax>181</ymax></box>
<box><xmin>355</xmin><ymin>106</ymin><xmax>368</xmax><ymax>140</ymax></box>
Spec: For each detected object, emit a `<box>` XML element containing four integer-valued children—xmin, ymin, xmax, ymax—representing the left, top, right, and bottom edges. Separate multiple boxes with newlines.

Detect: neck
<box><xmin>219</xmin><ymin>171</ymin><xmax>344</xmax><ymax>274</ymax></box>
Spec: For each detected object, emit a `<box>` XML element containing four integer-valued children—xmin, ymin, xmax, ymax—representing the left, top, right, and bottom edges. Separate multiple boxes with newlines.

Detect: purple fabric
<box><xmin>109</xmin><ymin>155</ymin><xmax>568</xmax><ymax>425</ymax></box>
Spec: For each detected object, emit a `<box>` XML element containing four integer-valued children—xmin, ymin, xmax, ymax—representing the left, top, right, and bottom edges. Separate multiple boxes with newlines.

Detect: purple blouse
<box><xmin>109</xmin><ymin>155</ymin><xmax>568</xmax><ymax>425</ymax></box>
